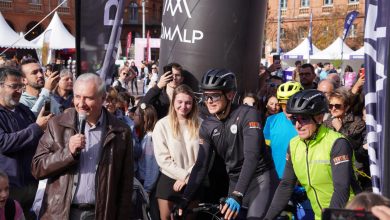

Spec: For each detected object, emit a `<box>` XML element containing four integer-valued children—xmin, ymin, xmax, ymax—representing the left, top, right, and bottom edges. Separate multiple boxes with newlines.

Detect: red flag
<box><xmin>126</xmin><ymin>32</ymin><xmax>132</xmax><ymax>58</ymax></box>
<box><xmin>145</xmin><ymin>30</ymin><xmax>150</xmax><ymax>62</ymax></box>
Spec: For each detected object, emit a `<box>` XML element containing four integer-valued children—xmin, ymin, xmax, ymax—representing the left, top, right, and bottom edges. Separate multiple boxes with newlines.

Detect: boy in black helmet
<box><xmin>177</xmin><ymin>69</ymin><xmax>278</xmax><ymax>220</ymax></box>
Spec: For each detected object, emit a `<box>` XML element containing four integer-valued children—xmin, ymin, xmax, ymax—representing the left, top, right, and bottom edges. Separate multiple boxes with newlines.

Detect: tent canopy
<box><xmin>348</xmin><ymin>47</ymin><xmax>364</xmax><ymax>60</ymax></box>
<box><xmin>283</xmin><ymin>38</ymin><xmax>321</xmax><ymax>60</ymax></box>
<box><xmin>32</xmin><ymin>12</ymin><xmax>75</xmax><ymax>50</ymax></box>
<box><xmin>311</xmin><ymin>37</ymin><xmax>354</xmax><ymax>60</ymax></box>
<box><xmin>0</xmin><ymin>12</ymin><xmax>37</xmax><ymax>49</ymax></box>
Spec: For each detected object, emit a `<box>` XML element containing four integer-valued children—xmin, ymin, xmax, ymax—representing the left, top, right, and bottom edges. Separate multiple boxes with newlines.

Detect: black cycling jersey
<box><xmin>183</xmin><ymin>104</ymin><xmax>274</xmax><ymax>200</ymax></box>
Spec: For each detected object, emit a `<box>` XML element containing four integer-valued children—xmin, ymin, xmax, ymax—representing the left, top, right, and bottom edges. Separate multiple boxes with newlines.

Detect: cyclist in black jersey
<box><xmin>177</xmin><ymin>69</ymin><xmax>278</xmax><ymax>220</ymax></box>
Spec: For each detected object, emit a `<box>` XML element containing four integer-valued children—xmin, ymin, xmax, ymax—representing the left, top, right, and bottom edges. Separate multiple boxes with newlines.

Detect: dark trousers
<box><xmin>10</xmin><ymin>183</ymin><xmax>38</xmax><ymax>220</ymax></box>
<box><xmin>131</xmin><ymin>78</ymin><xmax>138</xmax><ymax>94</ymax></box>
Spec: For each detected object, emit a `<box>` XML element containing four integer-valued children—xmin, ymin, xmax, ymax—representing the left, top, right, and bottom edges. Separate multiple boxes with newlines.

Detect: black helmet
<box><xmin>200</xmin><ymin>68</ymin><xmax>237</xmax><ymax>91</ymax></box>
<box><xmin>286</xmin><ymin>89</ymin><xmax>328</xmax><ymax>115</ymax></box>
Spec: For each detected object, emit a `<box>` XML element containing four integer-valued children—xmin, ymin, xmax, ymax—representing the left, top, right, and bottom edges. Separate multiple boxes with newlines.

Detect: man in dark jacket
<box><xmin>141</xmin><ymin>62</ymin><xmax>184</xmax><ymax>119</ymax></box>
<box><xmin>0</xmin><ymin>67</ymin><xmax>51</xmax><ymax>219</ymax></box>
<box><xmin>31</xmin><ymin>73</ymin><xmax>133</xmax><ymax>220</ymax></box>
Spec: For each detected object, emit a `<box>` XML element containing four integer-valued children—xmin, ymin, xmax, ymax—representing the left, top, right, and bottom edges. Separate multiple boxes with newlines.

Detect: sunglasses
<box><xmin>290</xmin><ymin>115</ymin><xmax>313</xmax><ymax>125</ymax></box>
<box><xmin>203</xmin><ymin>93</ymin><xmax>223</xmax><ymax>102</ymax></box>
<box><xmin>329</xmin><ymin>104</ymin><xmax>343</xmax><ymax>110</ymax></box>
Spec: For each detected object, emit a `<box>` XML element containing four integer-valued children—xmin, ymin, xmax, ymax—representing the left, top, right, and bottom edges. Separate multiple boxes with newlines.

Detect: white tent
<box><xmin>32</xmin><ymin>12</ymin><xmax>75</xmax><ymax>49</ymax></box>
<box><xmin>0</xmin><ymin>12</ymin><xmax>37</xmax><ymax>49</ymax></box>
<box><xmin>348</xmin><ymin>47</ymin><xmax>364</xmax><ymax>60</ymax></box>
<box><xmin>282</xmin><ymin>38</ymin><xmax>321</xmax><ymax>60</ymax></box>
<box><xmin>311</xmin><ymin>37</ymin><xmax>354</xmax><ymax>60</ymax></box>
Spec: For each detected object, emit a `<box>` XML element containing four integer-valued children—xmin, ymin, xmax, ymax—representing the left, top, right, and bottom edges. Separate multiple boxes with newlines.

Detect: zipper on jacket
<box><xmin>305</xmin><ymin>141</ymin><xmax>323</xmax><ymax>211</ymax></box>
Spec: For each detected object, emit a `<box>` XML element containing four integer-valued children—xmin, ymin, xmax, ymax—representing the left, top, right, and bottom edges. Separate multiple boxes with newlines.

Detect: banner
<box><xmin>76</xmin><ymin>0</ymin><xmax>125</xmax><ymax>84</ymax></box>
<box><xmin>159</xmin><ymin>0</ymin><xmax>267</xmax><ymax>94</ymax></box>
<box><xmin>308</xmin><ymin>11</ymin><xmax>313</xmax><ymax>56</ymax></box>
<box><xmin>126</xmin><ymin>32</ymin><xmax>132</xmax><ymax>58</ymax></box>
<box><xmin>342</xmin><ymin>10</ymin><xmax>359</xmax><ymax>41</ymax></box>
<box><xmin>364</xmin><ymin>0</ymin><xmax>390</xmax><ymax>196</ymax></box>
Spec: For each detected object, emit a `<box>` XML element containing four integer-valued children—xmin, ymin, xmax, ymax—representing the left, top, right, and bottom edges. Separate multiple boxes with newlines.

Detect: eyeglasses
<box><xmin>203</xmin><ymin>93</ymin><xmax>223</xmax><ymax>102</ymax></box>
<box><xmin>152</xmin><ymin>67</ymin><xmax>157</xmax><ymax>69</ymax></box>
<box><xmin>290</xmin><ymin>115</ymin><xmax>313</xmax><ymax>125</ymax></box>
<box><xmin>329</xmin><ymin>104</ymin><xmax>343</xmax><ymax>110</ymax></box>
<box><xmin>1</xmin><ymin>83</ymin><xmax>25</xmax><ymax>90</ymax></box>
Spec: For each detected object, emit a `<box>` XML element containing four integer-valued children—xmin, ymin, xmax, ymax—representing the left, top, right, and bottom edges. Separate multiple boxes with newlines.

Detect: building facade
<box><xmin>1</xmin><ymin>0</ymin><xmax>163</xmax><ymax>61</ymax></box>
<box><xmin>121</xmin><ymin>0</ymin><xmax>163</xmax><ymax>61</ymax></box>
<box><xmin>265</xmin><ymin>0</ymin><xmax>365</xmax><ymax>57</ymax></box>
<box><xmin>1</xmin><ymin>0</ymin><xmax>75</xmax><ymax>40</ymax></box>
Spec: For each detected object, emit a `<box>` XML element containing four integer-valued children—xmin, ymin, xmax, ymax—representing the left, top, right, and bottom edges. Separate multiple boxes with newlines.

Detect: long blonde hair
<box><xmin>168</xmin><ymin>85</ymin><xmax>200</xmax><ymax>139</ymax></box>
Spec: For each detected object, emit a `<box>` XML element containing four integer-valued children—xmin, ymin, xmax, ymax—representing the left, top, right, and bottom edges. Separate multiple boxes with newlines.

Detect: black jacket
<box><xmin>141</xmin><ymin>85</ymin><xmax>170</xmax><ymax>119</ymax></box>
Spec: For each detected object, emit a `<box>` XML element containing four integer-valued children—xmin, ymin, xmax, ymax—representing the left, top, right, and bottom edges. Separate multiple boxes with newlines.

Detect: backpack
<box><xmin>113</xmin><ymin>80</ymin><xmax>127</xmax><ymax>93</ymax></box>
<box><xmin>131</xmin><ymin>178</ymin><xmax>151</xmax><ymax>220</ymax></box>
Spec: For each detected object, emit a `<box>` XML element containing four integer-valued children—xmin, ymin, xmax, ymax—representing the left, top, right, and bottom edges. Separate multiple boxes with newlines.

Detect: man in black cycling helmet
<box><xmin>178</xmin><ymin>69</ymin><xmax>278</xmax><ymax>220</ymax></box>
<box><xmin>265</xmin><ymin>89</ymin><xmax>361</xmax><ymax>220</ymax></box>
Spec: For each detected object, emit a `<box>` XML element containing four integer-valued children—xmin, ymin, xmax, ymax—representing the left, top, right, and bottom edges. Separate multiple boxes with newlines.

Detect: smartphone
<box><xmin>43</xmin><ymin>100</ymin><xmax>51</xmax><ymax>116</ymax></box>
<box><xmin>163</xmin><ymin>64</ymin><xmax>173</xmax><ymax>81</ymax></box>
<box><xmin>273</xmin><ymin>54</ymin><xmax>281</xmax><ymax>64</ymax></box>
<box><xmin>322</xmin><ymin>208</ymin><xmax>378</xmax><ymax>220</ymax></box>
<box><xmin>163</xmin><ymin>64</ymin><xmax>172</xmax><ymax>74</ymax></box>
<box><xmin>360</xmin><ymin>68</ymin><xmax>365</xmax><ymax>78</ymax></box>
<box><xmin>52</xmin><ymin>64</ymin><xmax>62</xmax><ymax>73</ymax></box>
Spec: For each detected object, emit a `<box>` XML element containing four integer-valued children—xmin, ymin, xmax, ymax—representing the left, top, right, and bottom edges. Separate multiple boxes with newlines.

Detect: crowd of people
<box><xmin>0</xmin><ymin>55</ymin><xmax>389</xmax><ymax>220</ymax></box>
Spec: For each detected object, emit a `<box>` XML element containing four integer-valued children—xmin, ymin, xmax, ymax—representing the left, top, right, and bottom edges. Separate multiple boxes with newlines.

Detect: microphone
<box><xmin>78</xmin><ymin>113</ymin><xmax>87</xmax><ymax>135</ymax></box>
<box><xmin>74</xmin><ymin>113</ymin><xmax>87</xmax><ymax>156</ymax></box>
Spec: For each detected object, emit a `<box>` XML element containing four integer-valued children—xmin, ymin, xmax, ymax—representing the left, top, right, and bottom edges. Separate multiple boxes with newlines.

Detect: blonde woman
<box><xmin>152</xmin><ymin>84</ymin><xmax>201</xmax><ymax>220</ymax></box>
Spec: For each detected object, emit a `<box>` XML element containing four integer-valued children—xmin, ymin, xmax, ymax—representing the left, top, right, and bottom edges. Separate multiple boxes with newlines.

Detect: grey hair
<box><xmin>318</xmin><ymin>79</ymin><xmax>336</xmax><ymax>90</ymax></box>
<box><xmin>0</xmin><ymin>67</ymin><xmax>23</xmax><ymax>83</ymax></box>
<box><xmin>59</xmin><ymin>68</ymin><xmax>73</xmax><ymax>78</ymax></box>
<box><xmin>74</xmin><ymin>73</ymin><xmax>106</xmax><ymax>96</ymax></box>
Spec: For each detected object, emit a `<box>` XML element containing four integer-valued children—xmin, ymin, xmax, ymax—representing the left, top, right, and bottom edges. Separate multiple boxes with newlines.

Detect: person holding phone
<box><xmin>142</xmin><ymin>62</ymin><xmax>184</xmax><ymax>119</ymax></box>
<box><xmin>19</xmin><ymin>58</ymin><xmax>60</xmax><ymax>116</ymax></box>
<box><xmin>0</xmin><ymin>67</ymin><xmax>52</xmax><ymax>219</ymax></box>
<box><xmin>264</xmin><ymin>90</ymin><xmax>361</xmax><ymax>220</ymax></box>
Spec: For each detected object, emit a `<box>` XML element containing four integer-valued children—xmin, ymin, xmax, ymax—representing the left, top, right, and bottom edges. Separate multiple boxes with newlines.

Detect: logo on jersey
<box><xmin>199</xmin><ymin>138</ymin><xmax>204</xmax><ymax>145</ymax></box>
<box><xmin>248</xmin><ymin>121</ymin><xmax>260</xmax><ymax>129</ymax></box>
<box><xmin>212</xmin><ymin>129</ymin><xmax>220</xmax><ymax>136</ymax></box>
<box><xmin>333</xmin><ymin>155</ymin><xmax>350</xmax><ymax>165</ymax></box>
<box><xmin>230</xmin><ymin>124</ymin><xmax>238</xmax><ymax>134</ymax></box>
